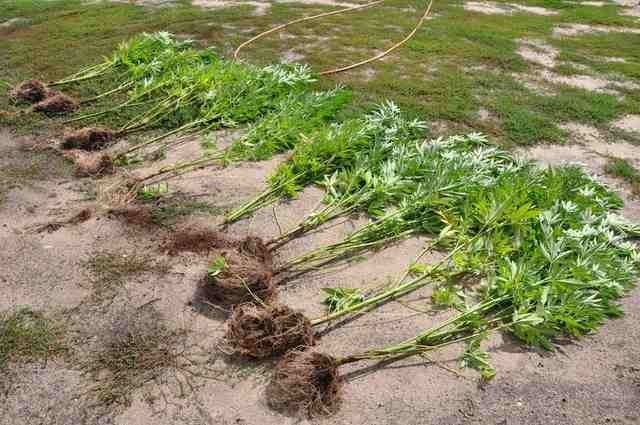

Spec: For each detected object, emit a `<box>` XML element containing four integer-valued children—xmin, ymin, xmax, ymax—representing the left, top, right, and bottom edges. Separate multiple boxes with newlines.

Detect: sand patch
<box><xmin>553</xmin><ymin>23</ymin><xmax>640</xmax><ymax>37</ymax></box>
<box><xmin>621</xmin><ymin>5</ymin><xmax>640</xmax><ymax>17</ymax></box>
<box><xmin>192</xmin><ymin>0</ymin><xmax>362</xmax><ymax>15</ymax></box>
<box><xmin>603</xmin><ymin>56</ymin><xmax>627</xmax><ymax>63</ymax></box>
<box><xmin>516</xmin><ymin>39</ymin><xmax>558</xmax><ymax>68</ymax></box>
<box><xmin>464</xmin><ymin>1</ymin><xmax>558</xmax><ymax>15</ymax></box>
<box><xmin>0</xmin><ymin>17</ymin><xmax>31</xmax><ymax>29</ymax></box>
<box><xmin>513</xmin><ymin>68</ymin><xmax>638</xmax><ymax>95</ymax></box>
<box><xmin>281</xmin><ymin>49</ymin><xmax>305</xmax><ymax>63</ymax></box>
<box><xmin>565</xmin><ymin>1</ymin><xmax>608</xmax><ymax>6</ymax></box>
<box><xmin>612</xmin><ymin>114</ymin><xmax>640</xmax><ymax>134</ymax></box>
<box><xmin>560</xmin><ymin>122</ymin><xmax>604</xmax><ymax>144</ymax></box>
<box><xmin>192</xmin><ymin>0</ymin><xmax>271</xmax><ymax>15</ymax></box>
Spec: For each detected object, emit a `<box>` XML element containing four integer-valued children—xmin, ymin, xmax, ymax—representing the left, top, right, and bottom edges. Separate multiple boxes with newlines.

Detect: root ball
<box><xmin>73</xmin><ymin>152</ymin><xmax>115</xmax><ymax>177</ymax></box>
<box><xmin>238</xmin><ymin>236</ymin><xmax>272</xmax><ymax>266</ymax></box>
<box><xmin>32</xmin><ymin>92</ymin><xmax>78</xmax><ymax>115</ymax></box>
<box><xmin>62</xmin><ymin>127</ymin><xmax>116</xmax><ymax>151</ymax></box>
<box><xmin>225</xmin><ymin>303</ymin><xmax>314</xmax><ymax>358</ymax></box>
<box><xmin>266</xmin><ymin>350</ymin><xmax>342</xmax><ymax>416</ymax></box>
<box><xmin>203</xmin><ymin>249</ymin><xmax>275</xmax><ymax>307</ymax></box>
<box><xmin>10</xmin><ymin>80</ymin><xmax>48</xmax><ymax>103</ymax></box>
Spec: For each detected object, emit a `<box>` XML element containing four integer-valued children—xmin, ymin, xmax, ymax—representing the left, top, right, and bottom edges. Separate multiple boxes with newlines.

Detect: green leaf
<box><xmin>461</xmin><ymin>334</ymin><xmax>496</xmax><ymax>381</ymax></box>
<box><xmin>207</xmin><ymin>256</ymin><xmax>227</xmax><ymax>277</ymax></box>
<box><xmin>322</xmin><ymin>287</ymin><xmax>364</xmax><ymax>313</ymax></box>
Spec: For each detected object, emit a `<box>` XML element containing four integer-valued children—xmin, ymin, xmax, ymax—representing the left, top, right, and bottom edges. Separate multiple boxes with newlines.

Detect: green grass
<box><xmin>1</xmin><ymin>0</ymin><xmax>639</xmax><ymax>146</ymax></box>
<box><xmin>0</xmin><ymin>308</ymin><xmax>66</xmax><ymax>370</ymax></box>
<box><xmin>605</xmin><ymin>157</ymin><xmax>640</xmax><ymax>195</ymax></box>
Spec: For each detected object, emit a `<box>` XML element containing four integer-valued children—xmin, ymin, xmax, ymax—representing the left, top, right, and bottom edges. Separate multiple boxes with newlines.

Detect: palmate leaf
<box><xmin>460</xmin><ymin>333</ymin><xmax>496</xmax><ymax>381</ymax></box>
<box><xmin>207</xmin><ymin>256</ymin><xmax>227</xmax><ymax>277</ymax></box>
<box><xmin>322</xmin><ymin>287</ymin><xmax>365</xmax><ymax>313</ymax></box>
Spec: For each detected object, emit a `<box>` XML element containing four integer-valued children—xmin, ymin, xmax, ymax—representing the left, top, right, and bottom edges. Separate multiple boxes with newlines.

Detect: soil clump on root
<box><xmin>70</xmin><ymin>152</ymin><xmax>115</xmax><ymax>177</ymax></box>
<box><xmin>202</xmin><ymin>246</ymin><xmax>275</xmax><ymax>307</ymax></box>
<box><xmin>108</xmin><ymin>205</ymin><xmax>156</xmax><ymax>227</ymax></box>
<box><xmin>32</xmin><ymin>92</ymin><xmax>78</xmax><ymax>115</ymax></box>
<box><xmin>238</xmin><ymin>235</ymin><xmax>273</xmax><ymax>265</ymax></box>
<box><xmin>225</xmin><ymin>303</ymin><xmax>314</xmax><ymax>358</ymax></box>
<box><xmin>62</xmin><ymin>127</ymin><xmax>116</xmax><ymax>151</ymax></box>
<box><xmin>10</xmin><ymin>79</ymin><xmax>48</xmax><ymax>103</ymax></box>
<box><xmin>266</xmin><ymin>350</ymin><xmax>342</xmax><ymax>416</ymax></box>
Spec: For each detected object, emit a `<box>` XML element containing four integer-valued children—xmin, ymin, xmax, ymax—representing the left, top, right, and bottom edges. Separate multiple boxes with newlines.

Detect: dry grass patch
<box><xmin>82</xmin><ymin>250</ymin><xmax>170</xmax><ymax>303</ymax></box>
<box><xmin>81</xmin><ymin>308</ymin><xmax>209</xmax><ymax>409</ymax></box>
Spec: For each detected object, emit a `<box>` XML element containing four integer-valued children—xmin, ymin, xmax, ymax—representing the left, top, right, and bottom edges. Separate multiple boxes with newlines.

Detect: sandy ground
<box><xmin>1</xmin><ymin>111</ymin><xmax>640</xmax><ymax>425</ymax></box>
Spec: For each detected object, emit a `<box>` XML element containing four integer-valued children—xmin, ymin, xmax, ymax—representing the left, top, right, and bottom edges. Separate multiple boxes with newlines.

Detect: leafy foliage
<box><xmin>322</xmin><ymin>288</ymin><xmax>365</xmax><ymax>313</ymax></box>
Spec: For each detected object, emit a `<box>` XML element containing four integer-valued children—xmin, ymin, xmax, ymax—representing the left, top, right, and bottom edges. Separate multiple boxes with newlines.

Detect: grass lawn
<box><xmin>1</xmin><ymin>0</ymin><xmax>639</xmax><ymax>145</ymax></box>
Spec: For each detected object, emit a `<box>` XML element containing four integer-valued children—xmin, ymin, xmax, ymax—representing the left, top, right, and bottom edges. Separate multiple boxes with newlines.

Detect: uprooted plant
<box><xmin>223</xmin><ymin>101</ymin><xmax>426</xmax><ymax>224</ymax></box>
<box><xmin>264</xmin><ymin>162</ymin><xmax>640</xmax><ymax>416</ymax></box>
<box><xmin>205</xmin><ymin>134</ymin><xmax>511</xmax><ymax>309</ymax></box>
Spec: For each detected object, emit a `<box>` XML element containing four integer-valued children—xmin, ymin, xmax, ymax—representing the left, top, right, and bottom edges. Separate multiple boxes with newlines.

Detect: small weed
<box><xmin>137</xmin><ymin>183</ymin><xmax>169</xmax><ymax>201</ymax></box>
<box><xmin>0</xmin><ymin>150</ymin><xmax>73</xmax><ymax>205</ymax></box>
<box><xmin>82</xmin><ymin>308</ymin><xmax>207</xmax><ymax>408</ymax></box>
<box><xmin>83</xmin><ymin>251</ymin><xmax>169</xmax><ymax>302</ymax></box>
<box><xmin>150</xmin><ymin>198</ymin><xmax>226</xmax><ymax>225</ymax></box>
<box><xmin>604</xmin><ymin>157</ymin><xmax>640</xmax><ymax>195</ymax></box>
<box><xmin>0</xmin><ymin>308</ymin><xmax>66</xmax><ymax>370</ymax></box>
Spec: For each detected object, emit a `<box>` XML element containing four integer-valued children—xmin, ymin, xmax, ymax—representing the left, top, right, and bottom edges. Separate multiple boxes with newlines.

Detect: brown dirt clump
<box><xmin>35</xmin><ymin>208</ymin><xmax>93</xmax><ymax>233</ymax></box>
<box><xmin>108</xmin><ymin>205</ymin><xmax>156</xmax><ymax>227</ymax></box>
<box><xmin>163</xmin><ymin>227</ymin><xmax>233</xmax><ymax>254</ymax></box>
<box><xmin>266</xmin><ymin>350</ymin><xmax>342</xmax><ymax>416</ymax></box>
<box><xmin>225</xmin><ymin>303</ymin><xmax>314</xmax><ymax>358</ymax></box>
<box><xmin>238</xmin><ymin>235</ymin><xmax>273</xmax><ymax>265</ymax></box>
<box><xmin>10</xmin><ymin>80</ymin><xmax>48</xmax><ymax>103</ymax></box>
<box><xmin>61</xmin><ymin>127</ymin><xmax>116</xmax><ymax>151</ymax></box>
<box><xmin>31</xmin><ymin>92</ymin><xmax>78</xmax><ymax>115</ymax></box>
<box><xmin>73</xmin><ymin>152</ymin><xmax>115</xmax><ymax>177</ymax></box>
<box><xmin>202</xmin><ymin>248</ymin><xmax>275</xmax><ymax>307</ymax></box>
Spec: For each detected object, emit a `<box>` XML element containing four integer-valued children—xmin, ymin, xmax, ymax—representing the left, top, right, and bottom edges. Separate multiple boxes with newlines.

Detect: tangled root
<box><xmin>203</xmin><ymin>249</ymin><xmax>275</xmax><ymax>307</ymax></box>
<box><xmin>10</xmin><ymin>80</ymin><xmax>48</xmax><ymax>103</ymax></box>
<box><xmin>73</xmin><ymin>152</ymin><xmax>115</xmax><ymax>177</ymax></box>
<box><xmin>32</xmin><ymin>92</ymin><xmax>78</xmax><ymax>115</ymax></box>
<box><xmin>225</xmin><ymin>303</ymin><xmax>314</xmax><ymax>359</ymax></box>
<box><xmin>61</xmin><ymin>127</ymin><xmax>116</xmax><ymax>151</ymax></box>
<box><xmin>238</xmin><ymin>236</ymin><xmax>273</xmax><ymax>265</ymax></box>
<box><xmin>266</xmin><ymin>350</ymin><xmax>342</xmax><ymax>416</ymax></box>
<box><xmin>163</xmin><ymin>227</ymin><xmax>233</xmax><ymax>255</ymax></box>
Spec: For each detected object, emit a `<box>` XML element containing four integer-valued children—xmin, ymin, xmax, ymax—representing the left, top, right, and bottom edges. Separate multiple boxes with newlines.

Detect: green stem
<box><xmin>80</xmin><ymin>80</ymin><xmax>134</xmax><ymax>104</ymax></box>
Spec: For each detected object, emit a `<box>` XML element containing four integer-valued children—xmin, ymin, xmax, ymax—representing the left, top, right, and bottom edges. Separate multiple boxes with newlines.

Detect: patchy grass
<box><xmin>0</xmin><ymin>308</ymin><xmax>66</xmax><ymax>370</ymax></box>
<box><xmin>82</xmin><ymin>251</ymin><xmax>170</xmax><ymax>302</ymax></box>
<box><xmin>0</xmin><ymin>148</ymin><xmax>73</xmax><ymax>205</ymax></box>
<box><xmin>604</xmin><ymin>157</ymin><xmax>640</xmax><ymax>195</ymax></box>
<box><xmin>540</xmin><ymin>87</ymin><xmax>620</xmax><ymax>125</ymax></box>
<box><xmin>149</xmin><ymin>197</ymin><xmax>226</xmax><ymax>226</ymax></box>
<box><xmin>82</xmin><ymin>308</ymin><xmax>198</xmax><ymax>408</ymax></box>
<box><xmin>1</xmin><ymin>0</ymin><xmax>639</xmax><ymax>146</ymax></box>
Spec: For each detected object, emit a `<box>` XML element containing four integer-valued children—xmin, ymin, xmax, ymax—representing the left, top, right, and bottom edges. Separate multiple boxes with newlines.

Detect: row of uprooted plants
<box><xmin>4</xmin><ymin>32</ymin><xmax>640</xmax><ymax>417</ymax></box>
